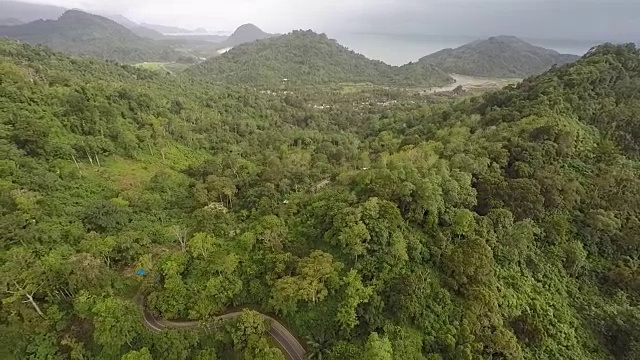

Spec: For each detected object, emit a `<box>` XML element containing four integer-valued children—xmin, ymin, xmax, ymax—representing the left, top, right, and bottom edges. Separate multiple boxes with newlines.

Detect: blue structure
<box><xmin>136</xmin><ymin>269</ymin><xmax>148</xmax><ymax>276</ymax></box>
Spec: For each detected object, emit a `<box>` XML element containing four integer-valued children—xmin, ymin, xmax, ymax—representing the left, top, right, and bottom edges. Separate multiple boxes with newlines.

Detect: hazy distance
<box><xmin>4</xmin><ymin>0</ymin><xmax>638</xmax><ymax>65</ymax></box>
<box><xmin>9</xmin><ymin>0</ymin><xmax>638</xmax><ymax>41</ymax></box>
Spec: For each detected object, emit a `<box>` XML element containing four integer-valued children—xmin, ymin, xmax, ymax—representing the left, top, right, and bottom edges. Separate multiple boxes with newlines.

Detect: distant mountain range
<box><xmin>0</xmin><ymin>1</ymin><xmax>581</xmax><ymax>81</ymax></box>
<box><xmin>141</xmin><ymin>22</ymin><xmax>205</xmax><ymax>34</ymax></box>
<box><xmin>0</xmin><ymin>1</ymin><xmax>214</xmax><ymax>35</ymax></box>
<box><xmin>130</xmin><ymin>26</ymin><xmax>165</xmax><ymax>40</ymax></box>
<box><xmin>0</xmin><ymin>0</ymin><xmax>66</xmax><ymax>22</ymax></box>
<box><xmin>0</xmin><ymin>10</ymin><xmax>192</xmax><ymax>63</ymax></box>
<box><xmin>102</xmin><ymin>14</ymin><xmax>138</xmax><ymax>29</ymax></box>
<box><xmin>187</xmin><ymin>30</ymin><xmax>453</xmax><ymax>87</ymax></box>
<box><xmin>152</xmin><ymin>24</ymin><xmax>272</xmax><ymax>59</ymax></box>
<box><xmin>0</xmin><ymin>17</ymin><xmax>23</xmax><ymax>26</ymax></box>
<box><xmin>419</xmin><ymin>35</ymin><xmax>580</xmax><ymax>78</ymax></box>
<box><xmin>0</xmin><ymin>4</ymin><xmax>277</xmax><ymax>62</ymax></box>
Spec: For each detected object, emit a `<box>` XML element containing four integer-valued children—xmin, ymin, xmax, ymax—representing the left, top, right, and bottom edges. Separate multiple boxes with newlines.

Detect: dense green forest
<box><xmin>419</xmin><ymin>35</ymin><xmax>579</xmax><ymax>78</ymax></box>
<box><xmin>1</xmin><ymin>38</ymin><xmax>640</xmax><ymax>360</ymax></box>
<box><xmin>0</xmin><ymin>10</ymin><xmax>193</xmax><ymax>63</ymax></box>
<box><xmin>187</xmin><ymin>30</ymin><xmax>453</xmax><ymax>87</ymax></box>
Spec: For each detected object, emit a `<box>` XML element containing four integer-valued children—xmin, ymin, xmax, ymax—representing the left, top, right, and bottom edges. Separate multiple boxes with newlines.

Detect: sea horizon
<box><xmin>327</xmin><ymin>31</ymin><xmax>618</xmax><ymax>66</ymax></box>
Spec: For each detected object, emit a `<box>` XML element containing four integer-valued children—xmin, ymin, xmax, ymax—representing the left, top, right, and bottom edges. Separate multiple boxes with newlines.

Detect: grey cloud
<box><xmin>12</xmin><ymin>0</ymin><xmax>640</xmax><ymax>40</ymax></box>
<box><xmin>344</xmin><ymin>0</ymin><xmax>640</xmax><ymax>41</ymax></box>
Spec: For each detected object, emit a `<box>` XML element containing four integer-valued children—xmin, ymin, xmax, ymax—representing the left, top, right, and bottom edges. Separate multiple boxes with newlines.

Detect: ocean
<box><xmin>328</xmin><ymin>32</ymin><xmax>601</xmax><ymax>66</ymax></box>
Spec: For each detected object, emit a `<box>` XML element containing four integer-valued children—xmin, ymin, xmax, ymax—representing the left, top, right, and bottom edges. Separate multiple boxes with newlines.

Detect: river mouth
<box><xmin>427</xmin><ymin>74</ymin><xmax>521</xmax><ymax>93</ymax></box>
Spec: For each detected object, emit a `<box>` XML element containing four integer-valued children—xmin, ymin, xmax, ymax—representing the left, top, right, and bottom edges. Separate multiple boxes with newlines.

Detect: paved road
<box><xmin>142</xmin><ymin>307</ymin><xmax>306</xmax><ymax>360</ymax></box>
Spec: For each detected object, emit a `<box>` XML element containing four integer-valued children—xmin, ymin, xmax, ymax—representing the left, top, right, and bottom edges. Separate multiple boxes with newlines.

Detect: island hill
<box><xmin>185</xmin><ymin>32</ymin><xmax>581</xmax><ymax>88</ymax></box>
<box><xmin>419</xmin><ymin>35</ymin><xmax>580</xmax><ymax>78</ymax></box>
<box><xmin>0</xmin><ymin>10</ymin><xmax>193</xmax><ymax>63</ymax></box>
<box><xmin>187</xmin><ymin>30</ymin><xmax>454</xmax><ymax>87</ymax></box>
<box><xmin>219</xmin><ymin>23</ymin><xmax>275</xmax><ymax>48</ymax></box>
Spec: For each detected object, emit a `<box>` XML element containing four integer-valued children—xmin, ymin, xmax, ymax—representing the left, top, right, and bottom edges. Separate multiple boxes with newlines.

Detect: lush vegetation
<box><xmin>187</xmin><ymin>30</ymin><xmax>454</xmax><ymax>87</ymax></box>
<box><xmin>0</xmin><ymin>10</ymin><xmax>193</xmax><ymax>63</ymax></box>
<box><xmin>420</xmin><ymin>35</ymin><xmax>580</xmax><ymax>78</ymax></box>
<box><xmin>1</xmin><ymin>37</ymin><xmax>640</xmax><ymax>360</ymax></box>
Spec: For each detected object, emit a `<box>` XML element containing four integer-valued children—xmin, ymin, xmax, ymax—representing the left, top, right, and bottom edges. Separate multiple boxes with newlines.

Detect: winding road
<box><xmin>142</xmin><ymin>307</ymin><xmax>307</xmax><ymax>360</ymax></box>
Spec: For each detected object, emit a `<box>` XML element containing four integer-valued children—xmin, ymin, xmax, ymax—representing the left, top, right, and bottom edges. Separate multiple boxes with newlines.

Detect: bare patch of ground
<box><xmin>424</xmin><ymin>74</ymin><xmax>521</xmax><ymax>94</ymax></box>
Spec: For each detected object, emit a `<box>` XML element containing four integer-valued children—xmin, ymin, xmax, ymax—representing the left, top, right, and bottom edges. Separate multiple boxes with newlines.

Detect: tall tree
<box><xmin>363</xmin><ymin>332</ymin><xmax>393</xmax><ymax>360</ymax></box>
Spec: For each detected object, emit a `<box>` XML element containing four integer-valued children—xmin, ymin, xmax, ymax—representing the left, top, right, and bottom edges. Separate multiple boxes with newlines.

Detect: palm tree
<box><xmin>306</xmin><ymin>332</ymin><xmax>334</xmax><ymax>360</ymax></box>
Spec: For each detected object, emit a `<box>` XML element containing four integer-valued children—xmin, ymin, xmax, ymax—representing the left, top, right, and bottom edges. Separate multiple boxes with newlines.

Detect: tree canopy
<box><xmin>1</xmin><ymin>38</ymin><xmax>639</xmax><ymax>359</ymax></box>
<box><xmin>187</xmin><ymin>30</ymin><xmax>453</xmax><ymax>87</ymax></box>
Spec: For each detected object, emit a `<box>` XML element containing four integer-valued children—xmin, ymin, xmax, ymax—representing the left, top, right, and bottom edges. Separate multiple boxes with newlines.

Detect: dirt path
<box><xmin>142</xmin><ymin>307</ymin><xmax>306</xmax><ymax>360</ymax></box>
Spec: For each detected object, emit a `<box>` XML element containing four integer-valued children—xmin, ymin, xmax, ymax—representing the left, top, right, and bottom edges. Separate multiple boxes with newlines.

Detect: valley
<box><xmin>0</xmin><ymin>1</ymin><xmax>639</xmax><ymax>360</ymax></box>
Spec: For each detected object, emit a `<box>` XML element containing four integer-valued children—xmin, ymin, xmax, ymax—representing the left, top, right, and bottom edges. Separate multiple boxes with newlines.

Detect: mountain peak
<box><xmin>57</xmin><ymin>9</ymin><xmax>117</xmax><ymax>26</ymax></box>
<box><xmin>488</xmin><ymin>35</ymin><xmax>522</xmax><ymax>42</ymax></box>
<box><xmin>484</xmin><ymin>35</ymin><xmax>532</xmax><ymax>47</ymax></box>
<box><xmin>223</xmin><ymin>23</ymin><xmax>273</xmax><ymax>47</ymax></box>
<box><xmin>229</xmin><ymin>23</ymin><xmax>268</xmax><ymax>40</ymax></box>
<box><xmin>233</xmin><ymin>23</ymin><xmax>263</xmax><ymax>34</ymax></box>
<box><xmin>420</xmin><ymin>35</ymin><xmax>580</xmax><ymax>78</ymax></box>
<box><xmin>59</xmin><ymin>9</ymin><xmax>93</xmax><ymax>19</ymax></box>
<box><xmin>52</xmin><ymin>9</ymin><xmax>134</xmax><ymax>34</ymax></box>
<box><xmin>189</xmin><ymin>30</ymin><xmax>452</xmax><ymax>87</ymax></box>
<box><xmin>0</xmin><ymin>9</ymin><xmax>187</xmax><ymax>63</ymax></box>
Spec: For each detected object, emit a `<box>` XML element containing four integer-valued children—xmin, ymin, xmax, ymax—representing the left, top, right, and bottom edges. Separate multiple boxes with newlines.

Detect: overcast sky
<box><xmin>14</xmin><ymin>0</ymin><xmax>640</xmax><ymax>40</ymax></box>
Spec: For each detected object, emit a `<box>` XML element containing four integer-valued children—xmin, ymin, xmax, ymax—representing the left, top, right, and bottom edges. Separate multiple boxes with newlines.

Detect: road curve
<box><xmin>141</xmin><ymin>307</ymin><xmax>306</xmax><ymax>360</ymax></box>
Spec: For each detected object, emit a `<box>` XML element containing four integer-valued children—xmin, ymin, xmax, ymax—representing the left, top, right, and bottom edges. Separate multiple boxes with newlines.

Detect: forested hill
<box><xmin>1</xmin><ymin>37</ymin><xmax>640</xmax><ymax>360</ymax></box>
<box><xmin>458</xmin><ymin>43</ymin><xmax>640</xmax><ymax>359</ymax></box>
<box><xmin>187</xmin><ymin>30</ymin><xmax>454</xmax><ymax>87</ymax></box>
<box><xmin>222</xmin><ymin>23</ymin><xmax>275</xmax><ymax>47</ymax></box>
<box><xmin>419</xmin><ymin>35</ymin><xmax>580</xmax><ymax>78</ymax></box>
<box><xmin>0</xmin><ymin>10</ymin><xmax>191</xmax><ymax>63</ymax></box>
<box><xmin>479</xmin><ymin>43</ymin><xmax>640</xmax><ymax>156</ymax></box>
